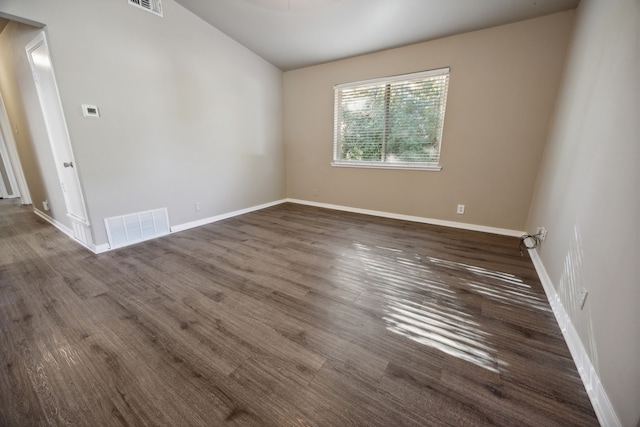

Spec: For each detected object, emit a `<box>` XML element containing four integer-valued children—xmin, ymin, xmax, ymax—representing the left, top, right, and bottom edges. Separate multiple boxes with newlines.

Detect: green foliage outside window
<box><xmin>335</xmin><ymin>70</ymin><xmax>449</xmax><ymax>166</ymax></box>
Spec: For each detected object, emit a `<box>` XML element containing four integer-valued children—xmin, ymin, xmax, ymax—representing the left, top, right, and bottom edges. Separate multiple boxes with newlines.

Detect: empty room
<box><xmin>0</xmin><ymin>0</ymin><xmax>637</xmax><ymax>426</ymax></box>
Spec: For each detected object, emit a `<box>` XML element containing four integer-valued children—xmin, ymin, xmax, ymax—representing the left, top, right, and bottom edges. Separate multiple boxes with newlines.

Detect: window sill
<box><xmin>331</xmin><ymin>161</ymin><xmax>442</xmax><ymax>171</ymax></box>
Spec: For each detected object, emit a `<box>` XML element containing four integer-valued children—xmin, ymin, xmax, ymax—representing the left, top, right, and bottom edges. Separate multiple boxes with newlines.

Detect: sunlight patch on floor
<box><xmin>347</xmin><ymin>242</ymin><xmax>546</xmax><ymax>373</ymax></box>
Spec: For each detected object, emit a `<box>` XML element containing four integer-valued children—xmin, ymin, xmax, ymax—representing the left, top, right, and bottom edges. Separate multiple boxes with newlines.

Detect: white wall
<box><xmin>527</xmin><ymin>0</ymin><xmax>640</xmax><ymax>425</ymax></box>
<box><xmin>0</xmin><ymin>0</ymin><xmax>285</xmax><ymax>246</ymax></box>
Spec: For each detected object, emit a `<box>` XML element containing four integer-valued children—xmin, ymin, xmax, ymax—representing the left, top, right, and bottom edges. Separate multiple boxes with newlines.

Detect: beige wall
<box><xmin>284</xmin><ymin>11</ymin><xmax>574</xmax><ymax>232</ymax></box>
<box><xmin>0</xmin><ymin>0</ymin><xmax>285</xmax><ymax>246</ymax></box>
<box><xmin>527</xmin><ymin>0</ymin><xmax>639</xmax><ymax>425</ymax></box>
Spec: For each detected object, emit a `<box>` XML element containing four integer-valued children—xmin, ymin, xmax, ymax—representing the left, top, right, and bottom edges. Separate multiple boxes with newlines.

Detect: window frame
<box><xmin>332</xmin><ymin>67</ymin><xmax>450</xmax><ymax>171</ymax></box>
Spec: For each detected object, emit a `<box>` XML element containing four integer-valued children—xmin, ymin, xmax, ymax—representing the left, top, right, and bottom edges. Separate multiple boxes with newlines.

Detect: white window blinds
<box><xmin>333</xmin><ymin>67</ymin><xmax>450</xmax><ymax>169</ymax></box>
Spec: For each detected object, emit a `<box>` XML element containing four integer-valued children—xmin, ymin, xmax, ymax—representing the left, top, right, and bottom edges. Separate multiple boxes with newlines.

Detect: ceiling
<box><xmin>174</xmin><ymin>0</ymin><xmax>579</xmax><ymax>71</ymax></box>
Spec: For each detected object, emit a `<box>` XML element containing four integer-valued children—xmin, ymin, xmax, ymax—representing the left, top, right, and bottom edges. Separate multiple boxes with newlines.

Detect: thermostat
<box><xmin>82</xmin><ymin>104</ymin><xmax>100</xmax><ymax>118</ymax></box>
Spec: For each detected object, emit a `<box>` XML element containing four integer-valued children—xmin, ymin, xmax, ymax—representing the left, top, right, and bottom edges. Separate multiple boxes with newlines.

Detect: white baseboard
<box><xmin>528</xmin><ymin>248</ymin><xmax>620</xmax><ymax>427</ymax></box>
<box><xmin>93</xmin><ymin>243</ymin><xmax>111</xmax><ymax>254</ymax></box>
<box><xmin>34</xmin><ymin>208</ymin><xmax>73</xmax><ymax>236</ymax></box>
<box><xmin>28</xmin><ymin>200</ymin><xmax>622</xmax><ymax>425</ymax></box>
<box><xmin>37</xmin><ymin>200</ymin><xmax>287</xmax><ymax>254</ymax></box>
<box><xmin>33</xmin><ymin>209</ymin><xmax>100</xmax><ymax>254</ymax></box>
<box><xmin>39</xmin><ymin>198</ymin><xmax>523</xmax><ymax>253</ymax></box>
<box><xmin>170</xmin><ymin>199</ymin><xmax>287</xmax><ymax>233</ymax></box>
<box><xmin>286</xmin><ymin>198</ymin><xmax>525</xmax><ymax>237</ymax></box>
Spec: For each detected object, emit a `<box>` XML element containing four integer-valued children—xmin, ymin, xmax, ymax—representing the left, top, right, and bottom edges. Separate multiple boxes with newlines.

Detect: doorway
<box><xmin>0</xmin><ymin>124</ymin><xmax>19</xmax><ymax>199</ymax></box>
<box><xmin>25</xmin><ymin>32</ymin><xmax>92</xmax><ymax>246</ymax></box>
<box><xmin>0</xmin><ymin>91</ymin><xmax>29</xmax><ymax>202</ymax></box>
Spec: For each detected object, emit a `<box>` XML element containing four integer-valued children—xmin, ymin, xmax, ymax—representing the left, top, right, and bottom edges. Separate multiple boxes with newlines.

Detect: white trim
<box><xmin>33</xmin><ymin>196</ymin><xmax>524</xmax><ymax>253</ymax></box>
<box><xmin>170</xmin><ymin>199</ymin><xmax>287</xmax><ymax>233</ymax></box>
<box><xmin>286</xmin><ymin>198</ymin><xmax>524</xmax><ymax>237</ymax></box>
<box><xmin>330</xmin><ymin>161</ymin><xmax>442</xmax><ymax>171</ymax></box>
<box><xmin>34</xmin><ymin>208</ymin><xmax>73</xmax><ymax>237</ymax></box>
<box><xmin>335</xmin><ymin>67</ymin><xmax>450</xmax><ymax>89</ymax></box>
<box><xmin>27</xmin><ymin>195</ymin><xmax>624</xmax><ymax>426</ymax></box>
<box><xmin>93</xmin><ymin>243</ymin><xmax>110</xmax><ymax>254</ymax></box>
<box><xmin>66</xmin><ymin>212</ymin><xmax>90</xmax><ymax>226</ymax></box>
<box><xmin>528</xmin><ymin>248</ymin><xmax>621</xmax><ymax>427</ymax></box>
<box><xmin>33</xmin><ymin>208</ymin><xmax>99</xmax><ymax>253</ymax></box>
<box><xmin>0</xmin><ymin>13</ymin><xmax>44</xmax><ymax>28</ymax></box>
<box><xmin>26</xmin><ymin>32</ymin><xmax>90</xmax><ymax>223</ymax></box>
<box><xmin>333</xmin><ymin>67</ymin><xmax>450</xmax><ymax>170</ymax></box>
<box><xmin>0</xmin><ymin>124</ymin><xmax>19</xmax><ymax>198</ymax></box>
<box><xmin>34</xmin><ymin>199</ymin><xmax>286</xmax><ymax>253</ymax></box>
<box><xmin>0</xmin><ymin>91</ymin><xmax>31</xmax><ymax>204</ymax></box>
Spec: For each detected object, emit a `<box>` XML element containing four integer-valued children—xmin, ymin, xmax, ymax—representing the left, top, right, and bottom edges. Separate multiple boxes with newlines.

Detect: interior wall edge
<box><xmin>0</xmin><ymin>11</ymin><xmax>44</xmax><ymax>29</ymax></box>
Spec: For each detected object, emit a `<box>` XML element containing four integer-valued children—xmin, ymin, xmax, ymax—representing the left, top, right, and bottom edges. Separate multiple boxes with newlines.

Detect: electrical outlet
<box><xmin>578</xmin><ymin>289</ymin><xmax>588</xmax><ymax>310</ymax></box>
<box><xmin>313</xmin><ymin>188</ymin><xmax>319</xmax><ymax>196</ymax></box>
<box><xmin>536</xmin><ymin>227</ymin><xmax>547</xmax><ymax>241</ymax></box>
<box><xmin>43</xmin><ymin>200</ymin><xmax>49</xmax><ymax>211</ymax></box>
<box><xmin>195</xmin><ymin>201</ymin><xmax>201</xmax><ymax>212</ymax></box>
<box><xmin>456</xmin><ymin>204</ymin><xmax>465</xmax><ymax>215</ymax></box>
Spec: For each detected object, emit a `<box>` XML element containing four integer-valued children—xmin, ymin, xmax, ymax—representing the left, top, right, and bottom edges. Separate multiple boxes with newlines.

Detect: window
<box><xmin>333</xmin><ymin>67</ymin><xmax>450</xmax><ymax>170</ymax></box>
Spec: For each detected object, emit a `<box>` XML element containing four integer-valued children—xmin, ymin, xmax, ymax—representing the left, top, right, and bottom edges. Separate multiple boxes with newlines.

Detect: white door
<box><xmin>26</xmin><ymin>33</ymin><xmax>92</xmax><ymax>245</ymax></box>
<box><xmin>0</xmin><ymin>91</ymin><xmax>31</xmax><ymax>204</ymax></box>
<box><xmin>0</xmin><ymin>125</ymin><xmax>20</xmax><ymax>198</ymax></box>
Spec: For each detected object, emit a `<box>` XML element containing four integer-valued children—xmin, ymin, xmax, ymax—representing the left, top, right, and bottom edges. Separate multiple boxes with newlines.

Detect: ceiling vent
<box><xmin>128</xmin><ymin>0</ymin><xmax>163</xmax><ymax>17</ymax></box>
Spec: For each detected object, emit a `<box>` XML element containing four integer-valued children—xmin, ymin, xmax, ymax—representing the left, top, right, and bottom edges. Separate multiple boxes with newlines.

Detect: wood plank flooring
<box><xmin>0</xmin><ymin>199</ymin><xmax>599</xmax><ymax>426</ymax></box>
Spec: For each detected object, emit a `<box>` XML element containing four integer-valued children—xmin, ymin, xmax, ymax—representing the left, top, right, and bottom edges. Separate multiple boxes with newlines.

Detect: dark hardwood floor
<box><xmin>0</xmin><ymin>199</ymin><xmax>599</xmax><ymax>426</ymax></box>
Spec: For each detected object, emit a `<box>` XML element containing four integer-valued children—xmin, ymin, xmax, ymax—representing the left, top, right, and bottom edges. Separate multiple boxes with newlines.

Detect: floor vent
<box><xmin>128</xmin><ymin>0</ymin><xmax>163</xmax><ymax>17</ymax></box>
<box><xmin>105</xmin><ymin>208</ymin><xmax>170</xmax><ymax>249</ymax></box>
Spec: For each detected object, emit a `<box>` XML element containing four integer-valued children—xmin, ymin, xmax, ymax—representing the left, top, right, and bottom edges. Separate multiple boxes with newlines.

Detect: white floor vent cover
<box><xmin>105</xmin><ymin>208</ymin><xmax>170</xmax><ymax>249</ymax></box>
<box><xmin>128</xmin><ymin>0</ymin><xmax>163</xmax><ymax>17</ymax></box>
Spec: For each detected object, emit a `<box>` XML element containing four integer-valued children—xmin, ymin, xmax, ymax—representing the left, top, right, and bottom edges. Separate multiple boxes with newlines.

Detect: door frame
<box><xmin>0</xmin><ymin>132</ymin><xmax>18</xmax><ymax>198</ymax></box>
<box><xmin>25</xmin><ymin>31</ymin><xmax>92</xmax><ymax>246</ymax></box>
<box><xmin>0</xmin><ymin>90</ymin><xmax>30</xmax><ymax>203</ymax></box>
